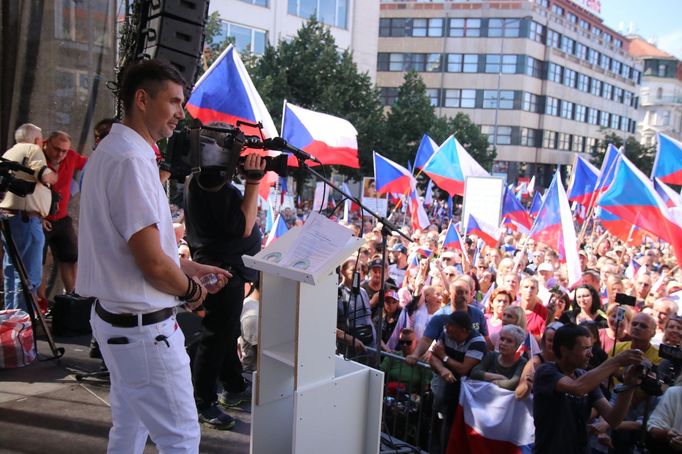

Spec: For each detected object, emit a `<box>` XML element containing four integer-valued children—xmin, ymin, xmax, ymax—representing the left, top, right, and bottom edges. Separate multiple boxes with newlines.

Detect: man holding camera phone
<box><xmin>77</xmin><ymin>59</ymin><xmax>230</xmax><ymax>453</ymax></box>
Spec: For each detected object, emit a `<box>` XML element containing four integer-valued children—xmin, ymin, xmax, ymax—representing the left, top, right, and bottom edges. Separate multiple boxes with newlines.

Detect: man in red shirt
<box><xmin>42</xmin><ymin>131</ymin><xmax>87</xmax><ymax>293</ymax></box>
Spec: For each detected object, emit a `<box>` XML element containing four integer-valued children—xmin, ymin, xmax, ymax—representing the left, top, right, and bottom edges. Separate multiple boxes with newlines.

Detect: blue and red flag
<box><xmin>593</xmin><ymin>144</ymin><xmax>622</xmax><ymax>197</ymax></box>
<box><xmin>514</xmin><ymin>334</ymin><xmax>533</xmax><ymax>362</ymax></box>
<box><xmin>186</xmin><ymin>45</ymin><xmax>277</xmax><ymax>138</ymax></box>
<box><xmin>529</xmin><ymin>191</ymin><xmax>543</xmax><ymax>218</ymax></box>
<box><xmin>568</xmin><ymin>156</ymin><xmax>600</xmax><ymax>206</ymax></box>
<box><xmin>502</xmin><ymin>187</ymin><xmax>532</xmax><ymax>230</ymax></box>
<box><xmin>265</xmin><ymin>213</ymin><xmax>289</xmax><ymax>246</ymax></box>
<box><xmin>597</xmin><ymin>208</ymin><xmax>648</xmax><ymax>245</ymax></box>
<box><xmin>529</xmin><ymin>171</ymin><xmax>581</xmax><ymax>286</ymax></box>
<box><xmin>423</xmin><ymin>135</ymin><xmax>489</xmax><ymax>197</ymax></box>
<box><xmin>652</xmin><ymin>133</ymin><xmax>682</xmax><ymax>185</ymax></box>
<box><xmin>414</xmin><ymin>134</ymin><xmax>438</xmax><ymax>170</ymax></box>
<box><xmin>443</xmin><ymin>220</ymin><xmax>465</xmax><ymax>252</ymax></box>
<box><xmin>282</xmin><ymin>101</ymin><xmax>359</xmax><ymax>168</ymax></box>
<box><xmin>653</xmin><ymin>177</ymin><xmax>682</xmax><ymax>208</ymax></box>
<box><xmin>374</xmin><ymin>151</ymin><xmax>416</xmax><ymax>196</ymax></box>
<box><xmin>465</xmin><ymin>214</ymin><xmax>499</xmax><ymax>248</ymax></box>
<box><xmin>599</xmin><ymin>156</ymin><xmax>682</xmax><ymax>264</ymax></box>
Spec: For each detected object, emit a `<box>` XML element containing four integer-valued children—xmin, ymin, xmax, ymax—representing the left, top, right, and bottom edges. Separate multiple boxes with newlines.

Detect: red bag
<box><xmin>0</xmin><ymin>309</ymin><xmax>36</xmax><ymax>368</ymax></box>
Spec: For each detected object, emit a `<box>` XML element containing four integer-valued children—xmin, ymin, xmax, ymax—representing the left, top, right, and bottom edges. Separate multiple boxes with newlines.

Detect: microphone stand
<box><xmin>293</xmin><ymin>153</ymin><xmax>412</xmax><ymax>366</ymax></box>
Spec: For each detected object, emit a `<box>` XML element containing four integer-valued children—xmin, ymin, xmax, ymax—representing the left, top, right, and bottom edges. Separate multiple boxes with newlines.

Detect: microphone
<box><xmin>243</xmin><ymin>136</ymin><xmax>322</xmax><ymax>164</ymax></box>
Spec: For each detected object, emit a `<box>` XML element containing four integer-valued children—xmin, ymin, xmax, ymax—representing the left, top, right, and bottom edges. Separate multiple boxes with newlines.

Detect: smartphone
<box><xmin>615</xmin><ymin>293</ymin><xmax>636</xmax><ymax>307</ymax></box>
<box><xmin>615</xmin><ymin>306</ymin><xmax>626</xmax><ymax>322</ymax></box>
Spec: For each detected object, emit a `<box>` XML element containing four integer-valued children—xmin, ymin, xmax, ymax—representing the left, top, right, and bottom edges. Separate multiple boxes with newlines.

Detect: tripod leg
<box><xmin>1</xmin><ymin>219</ymin><xmax>64</xmax><ymax>361</ymax></box>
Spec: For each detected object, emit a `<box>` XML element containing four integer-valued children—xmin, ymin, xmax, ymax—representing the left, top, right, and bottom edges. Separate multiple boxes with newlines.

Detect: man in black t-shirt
<box><xmin>184</xmin><ymin>125</ymin><xmax>265</xmax><ymax>429</ymax></box>
<box><xmin>533</xmin><ymin>324</ymin><xmax>645</xmax><ymax>454</ymax></box>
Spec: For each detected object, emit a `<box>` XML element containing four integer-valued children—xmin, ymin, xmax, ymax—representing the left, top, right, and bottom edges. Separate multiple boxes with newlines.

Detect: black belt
<box><xmin>95</xmin><ymin>301</ymin><xmax>174</xmax><ymax>328</ymax></box>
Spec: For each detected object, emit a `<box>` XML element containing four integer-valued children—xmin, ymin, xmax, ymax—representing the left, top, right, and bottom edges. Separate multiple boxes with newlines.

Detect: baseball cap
<box><xmin>538</xmin><ymin>263</ymin><xmax>554</xmax><ymax>273</ymax></box>
<box><xmin>370</xmin><ymin>258</ymin><xmax>383</xmax><ymax>269</ymax></box>
<box><xmin>391</xmin><ymin>243</ymin><xmax>407</xmax><ymax>254</ymax></box>
<box><xmin>385</xmin><ymin>290</ymin><xmax>399</xmax><ymax>301</ymax></box>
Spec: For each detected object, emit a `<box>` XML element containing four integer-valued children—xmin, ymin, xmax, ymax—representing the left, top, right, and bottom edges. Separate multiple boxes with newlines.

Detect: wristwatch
<box><xmin>443</xmin><ymin>356</ymin><xmax>449</xmax><ymax>364</ymax></box>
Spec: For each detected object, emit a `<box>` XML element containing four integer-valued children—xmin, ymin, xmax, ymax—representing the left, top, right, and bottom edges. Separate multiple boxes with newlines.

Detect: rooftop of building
<box><xmin>627</xmin><ymin>35</ymin><xmax>677</xmax><ymax>60</ymax></box>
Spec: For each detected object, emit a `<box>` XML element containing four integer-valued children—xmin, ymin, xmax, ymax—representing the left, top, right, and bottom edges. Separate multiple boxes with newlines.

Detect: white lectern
<box><xmin>243</xmin><ymin>222</ymin><xmax>384</xmax><ymax>454</ymax></box>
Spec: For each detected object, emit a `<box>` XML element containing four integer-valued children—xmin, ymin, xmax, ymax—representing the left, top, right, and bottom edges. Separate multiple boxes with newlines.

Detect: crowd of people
<box><xmin>1</xmin><ymin>57</ymin><xmax>682</xmax><ymax>454</ymax></box>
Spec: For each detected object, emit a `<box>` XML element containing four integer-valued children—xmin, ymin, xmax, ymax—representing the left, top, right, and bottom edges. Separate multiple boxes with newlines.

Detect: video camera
<box><xmin>165</xmin><ymin>121</ymin><xmax>289</xmax><ymax>181</ymax></box>
<box><xmin>0</xmin><ymin>157</ymin><xmax>38</xmax><ymax>202</ymax></box>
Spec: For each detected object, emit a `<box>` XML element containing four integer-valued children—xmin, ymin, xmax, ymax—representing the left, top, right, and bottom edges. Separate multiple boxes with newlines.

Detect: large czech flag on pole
<box><xmin>282</xmin><ymin>101</ymin><xmax>360</xmax><ymax>168</ymax></box>
<box><xmin>652</xmin><ymin>133</ymin><xmax>682</xmax><ymax>185</ymax></box>
<box><xmin>186</xmin><ymin>45</ymin><xmax>278</xmax><ymax>138</ymax></box>
<box><xmin>443</xmin><ymin>219</ymin><xmax>465</xmax><ymax>252</ymax></box>
<box><xmin>465</xmin><ymin>214</ymin><xmax>500</xmax><ymax>248</ymax></box>
<box><xmin>529</xmin><ymin>170</ymin><xmax>582</xmax><ymax>286</ymax></box>
<box><xmin>567</xmin><ymin>156</ymin><xmax>600</xmax><ymax>206</ymax></box>
<box><xmin>653</xmin><ymin>177</ymin><xmax>682</xmax><ymax>208</ymax></box>
<box><xmin>423</xmin><ymin>135</ymin><xmax>489</xmax><ymax>197</ymax></box>
<box><xmin>448</xmin><ymin>379</ymin><xmax>534</xmax><ymax>454</ymax></box>
<box><xmin>597</xmin><ymin>208</ymin><xmax>649</xmax><ymax>245</ymax></box>
<box><xmin>414</xmin><ymin>134</ymin><xmax>438</xmax><ymax>170</ymax></box>
<box><xmin>502</xmin><ymin>187</ymin><xmax>532</xmax><ymax>230</ymax></box>
<box><xmin>599</xmin><ymin>156</ymin><xmax>682</xmax><ymax>264</ymax></box>
<box><xmin>373</xmin><ymin>151</ymin><xmax>416</xmax><ymax>195</ymax></box>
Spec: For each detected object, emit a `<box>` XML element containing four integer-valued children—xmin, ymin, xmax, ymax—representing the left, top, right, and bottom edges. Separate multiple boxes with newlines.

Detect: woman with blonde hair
<box><xmin>599</xmin><ymin>303</ymin><xmax>633</xmax><ymax>355</ymax></box>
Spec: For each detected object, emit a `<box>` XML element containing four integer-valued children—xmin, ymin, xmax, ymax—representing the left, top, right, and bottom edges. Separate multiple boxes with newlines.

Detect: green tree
<box><xmin>591</xmin><ymin>131</ymin><xmax>655</xmax><ymax>176</ymax></box>
<box><xmin>249</xmin><ymin>19</ymin><xmax>385</xmax><ymax>178</ymax></box>
<box><xmin>383</xmin><ymin>72</ymin><xmax>437</xmax><ymax>167</ymax></box>
<box><xmin>429</xmin><ymin>113</ymin><xmax>495</xmax><ymax>170</ymax></box>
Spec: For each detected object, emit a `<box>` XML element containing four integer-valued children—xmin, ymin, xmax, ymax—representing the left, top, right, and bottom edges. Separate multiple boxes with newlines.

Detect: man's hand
<box><xmin>622</xmin><ymin>364</ymin><xmax>645</xmax><ymax>387</ymax></box>
<box><xmin>41</xmin><ymin>171</ymin><xmax>58</xmax><ymax>186</ymax></box>
<box><xmin>440</xmin><ymin>368</ymin><xmax>456</xmax><ymax>383</ymax></box>
<box><xmin>183</xmin><ymin>277</ymin><xmax>207</xmax><ymax>311</ymax></box>
<box><xmin>614</xmin><ymin>348</ymin><xmax>645</xmax><ymax>368</ymax></box>
<box><xmin>405</xmin><ymin>354</ymin><xmax>419</xmax><ymax>366</ymax></box>
<box><xmin>180</xmin><ymin>259</ymin><xmax>232</xmax><ymax>293</ymax></box>
<box><xmin>242</xmin><ymin>153</ymin><xmax>266</xmax><ymax>182</ymax></box>
<box><xmin>42</xmin><ymin>219</ymin><xmax>52</xmax><ymax>231</ymax></box>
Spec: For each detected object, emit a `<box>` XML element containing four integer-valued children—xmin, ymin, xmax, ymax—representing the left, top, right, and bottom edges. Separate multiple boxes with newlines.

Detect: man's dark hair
<box><xmin>447</xmin><ymin>311</ymin><xmax>472</xmax><ymax>332</ymax></box>
<box><xmin>553</xmin><ymin>324</ymin><xmax>591</xmax><ymax>359</ymax></box>
<box><xmin>119</xmin><ymin>59</ymin><xmax>187</xmax><ymax>115</ymax></box>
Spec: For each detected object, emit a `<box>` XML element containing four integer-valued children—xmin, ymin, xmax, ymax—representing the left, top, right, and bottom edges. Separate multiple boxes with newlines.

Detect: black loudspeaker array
<box><xmin>136</xmin><ymin>0</ymin><xmax>209</xmax><ymax>85</ymax></box>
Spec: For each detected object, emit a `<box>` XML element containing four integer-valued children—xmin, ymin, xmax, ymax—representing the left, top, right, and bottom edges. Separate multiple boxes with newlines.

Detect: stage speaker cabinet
<box><xmin>139</xmin><ymin>0</ymin><xmax>208</xmax><ymax>84</ymax></box>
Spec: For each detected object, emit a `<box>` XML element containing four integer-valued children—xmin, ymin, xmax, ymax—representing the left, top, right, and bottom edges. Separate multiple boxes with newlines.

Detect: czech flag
<box><xmin>443</xmin><ymin>220</ymin><xmax>465</xmax><ymax>252</ymax></box>
<box><xmin>529</xmin><ymin>191</ymin><xmax>543</xmax><ymax>218</ymax></box>
<box><xmin>502</xmin><ymin>187</ymin><xmax>532</xmax><ymax>230</ymax></box>
<box><xmin>597</xmin><ymin>208</ymin><xmax>648</xmax><ymax>245</ymax></box>
<box><xmin>593</xmin><ymin>144</ymin><xmax>622</xmax><ymax>197</ymax></box>
<box><xmin>653</xmin><ymin>177</ymin><xmax>682</xmax><ymax>208</ymax></box>
<box><xmin>409</xmin><ymin>189</ymin><xmax>430</xmax><ymax>232</ymax></box>
<box><xmin>186</xmin><ymin>45</ymin><xmax>277</xmax><ymax>138</ymax></box>
<box><xmin>374</xmin><ymin>151</ymin><xmax>416</xmax><ymax>195</ymax></box>
<box><xmin>265</xmin><ymin>213</ymin><xmax>288</xmax><ymax>246</ymax></box>
<box><xmin>567</xmin><ymin>156</ymin><xmax>600</xmax><ymax>206</ymax></box>
<box><xmin>599</xmin><ymin>156</ymin><xmax>682</xmax><ymax>264</ymax></box>
<box><xmin>282</xmin><ymin>102</ymin><xmax>360</xmax><ymax>168</ymax></box>
<box><xmin>529</xmin><ymin>171</ymin><xmax>581</xmax><ymax>286</ymax></box>
<box><xmin>423</xmin><ymin>135</ymin><xmax>489</xmax><ymax>197</ymax></box>
<box><xmin>652</xmin><ymin>133</ymin><xmax>682</xmax><ymax>185</ymax></box>
<box><xmin>448</xmin><ymin>379</ymin><xmax>534</xmax><ymax>454</ymax></box>
<box><xmin>414</xmin><ymin>134</ymin><xmax>438</xmax><ymax>170</ymax></box>
<box><xmin>465</xmin><ymin>214</ymin><xmax>499</xmax><ymax>248</ymax></box>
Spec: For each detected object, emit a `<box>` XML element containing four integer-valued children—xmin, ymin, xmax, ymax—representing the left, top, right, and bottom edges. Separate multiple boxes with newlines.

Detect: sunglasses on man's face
<box><xmin>396</xmin><ymin>339</ymin><xmax>413</xmax><ymax>348</ymax></box>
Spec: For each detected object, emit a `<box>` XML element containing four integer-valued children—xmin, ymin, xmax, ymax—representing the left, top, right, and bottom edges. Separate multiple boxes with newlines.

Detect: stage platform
<box><xmin>0</xmin><ymin>334</ymin><xmax>251</xmax><ymax>454</ymax></box>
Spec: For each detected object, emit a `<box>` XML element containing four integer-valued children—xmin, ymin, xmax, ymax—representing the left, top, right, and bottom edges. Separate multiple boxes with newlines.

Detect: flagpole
<box><xmin>617</xmin><ymin>227</ymin><xmax>635</xmax><ymax>269</ymax></box>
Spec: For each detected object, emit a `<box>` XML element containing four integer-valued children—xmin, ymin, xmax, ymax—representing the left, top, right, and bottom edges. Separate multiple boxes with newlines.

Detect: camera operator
<box><xmin>659</xmin><ymin>316</ymin><xmax>682</xmax><ymax>384</ymax></box>
<box><xmin>533</xmin><ymin>324</ymin><xmax>645</xmax><ymax>454</ymax></box>
<box><xmin>1</xmin><ymin>123</ymin><xmax>57</xmax><ymax>312</ymax></box>
<box><xmin>648</xmin><ymin>374</ymin><xmax>682</xmax><ymax>452</ymax></box>
<box><xmin>184</xmin><ymin>121</ymin><xmax>266</xmax><ymax>429</ymax></box>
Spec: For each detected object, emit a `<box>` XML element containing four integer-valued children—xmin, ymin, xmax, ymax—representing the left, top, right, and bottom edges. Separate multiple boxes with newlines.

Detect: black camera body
<box><xmin>0</xmin><ymin>158</ymin><xmax>39</xmax><ymax>202</ymax></box>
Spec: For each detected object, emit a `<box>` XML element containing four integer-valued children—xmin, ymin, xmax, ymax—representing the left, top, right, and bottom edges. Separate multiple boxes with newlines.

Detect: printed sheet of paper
<box><xmin>282</xmin><ymin>211</ymin><xmax>353</xmax><ymax>272</ymax></box>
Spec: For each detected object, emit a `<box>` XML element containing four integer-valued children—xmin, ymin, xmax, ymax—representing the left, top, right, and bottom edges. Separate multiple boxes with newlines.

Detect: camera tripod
<box><xmin>1</xmin><ymin>216</ymin><xmax>64</xmax><ymax>361</ymax></box>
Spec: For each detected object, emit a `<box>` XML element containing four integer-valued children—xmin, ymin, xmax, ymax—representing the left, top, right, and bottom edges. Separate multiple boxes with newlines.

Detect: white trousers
<box><xmin>91</xmin><ymin>306</ymin><xmax>200</xmax><ymax>454</ymax></box>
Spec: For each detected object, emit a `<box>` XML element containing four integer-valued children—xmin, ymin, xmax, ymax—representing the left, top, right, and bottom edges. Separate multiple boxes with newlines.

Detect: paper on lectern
<box><xmin>282</xmin><ymin>212</ymin><xmax>353</xmax><ymax>273</ymax></box>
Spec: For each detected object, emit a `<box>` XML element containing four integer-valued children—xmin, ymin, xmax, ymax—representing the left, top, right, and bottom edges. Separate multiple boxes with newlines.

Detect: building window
<box><xmin>380</xmin><ymin>87</ymin><xmax>399</xmax><ymax>106</ymax></box>
<box><xmin>483</xmin><ymin>90</ymin><xmax>514</xmax><ymax>109</ymax></box>
<box><xmin>551</xmin><ymin>4</ymin><xmax>564</xmax><ymax>15</ymax></box>
<box><xmin>591</xmin><ymin>25</ymin><xmax>601</xmax><ymax>36</ymax></box>
<box><xmin>522</xmin><ymin>92</ymin><xmax>540</xmax><ymax>112</ymax></box>
<box><xmin>427</xmin><ymin>88</ymin><xmax>440</xmax><ymax>107</ymax></box>
<box><xmin>567</xmin><ymin>13</ymin><xmax>577</xmax><ymax>23</ymax></box>
<box><xmin>488</xmin><ymin>18</ymin><xmax>522</xmax><ymax>38</ymax></box>
<box><xmin>575</xmin><ymin>43</ymin><xmax>587</xmax><ymax>60</ymax></box>
<box><xmin>447</xmin><ymin>54</ymin><xmax>463</xmax><ymax>72</ymax></box>
<box><xmin>561</xmin><ymin>36</ymin><xmax>575</xmax><ymax>54</ymax></box>
<box><xmin>408</xmin><ymin>53</ymin><xmax>426</xmax><ymax>72</ymax></box>
<box><xmin>621</xmin><ymin>64</ymin><xmax>630</xmax><ymax>78</ymax></box>
<box><xmin>521</xmin><ymin>128</ymin><xmax>539</xmax><ymax>147</ymax></box>
<box><xmin>528</xmin><ymin>21</ymin><xmax>545</xmax><ymax>42</ymax></box>
<box><xmin>526</xmin><ymin>56</ymin><xmax>544</xmax><ymax>78</ymax></box>
<box><xmin>574</xmin><ymin>104</ymin><xmax>587</xmax><ymax>122</ymax></box>
<box><xmin>448</xmin><ymin>18</ymin><xmax>481</xmax><ymax>37</ymax></box>
<box><xmin>461</xmin><ymin>89</ymin><xmax>477</xmax><ymax>108</ymax></box>
<box><xmin>444</xmin><ymin>89</ymin><xmax>463</xmax><ymax>107</ymax></box>
<box><xmin>588</xmin><ymin>108</ymin><xmax>599</xmax><ymax>125</ymax></box>
<box><xmin>485</xmin><ymin>55</ymin><xmax>517</xmax><ymax>73</ymax></box>
<box><xmin>379</xmin><ymin>18</ymin><xmax>406</xmax><ymax>37</ymax></box>
<box><xmin>239</xmin><ymin>0</ymin><xmax>268</xmax><ymax>5</ymax></box>
<box><xmin>599</xmin><ymin>54</ymin><xmax>611</xmax><ymax>71</ymax></box>
<box><xmin>543</xmin><ymin>130</ymin><xmax>557</xmax><ymax>149</ymax></box>
<box><xmin>602</xmin><ymin>83</ymin><xmax>613</xmax><ymax>100</ymax></box>
<box><xmin>217</xmin><ymin>20</ymin><xmax>267</xmax><ymax>54</ymax></box>
<box><xmin>603</xmin><ymin>33</ymin><xmax>612</xmax><ymax>43</ymax></box>
<box><xmin>657</xmin><ymin>87</ymin><xmax>663</xmax><ymax>99</ymax></box>
<box><xmin>560</xmin><ymin>101</ymin><xmax>574</xmax><ymax>119</ymax></box>
<box><xmin>591</xmin><ymin>79</ymin><xmax>602</xmax><ymax>96</ymax></box>
<box><xmin>547</xmin><ymin>30</ymin><xmax>560</xmax><ymax>48</ymax></box>
<box><xmin>624</xmin><ymin>91</ymin><xmax>633</xmax><ymax>106</ymax></box>
<box><xmin>632</xmin><ymin>70</ymin><xmax>641</xmax><ymax>84</ymax></box>
<box><xmin>599</xmin><ymin>111</ymin><xmax>610</xmax><ymax>128</ymax></box>
<box><xmin>548</xmin><ymin>63</ymin><xmax>563</xmax><ymax>83</ymax></box>
<box><xmin>463</xmin><ymin>54</ymin><xmax>479</xmax><ymax>73</ymax></box>
<box><xmin>558</xmin><ymin>133</ymin><xmax>571</xmax><ymax>151</ymax></box>
<box><xmin>577</xmin><ymin>74</ymin><xmax>590</xmax><ymax>92</ymax></box>
<box><xmin>389</xmin><ymin>53</ymin><xmax>406</xmax><ymax>71</ymax></box>
<box><xmin>536</xmin><ymin>0</ymin><xmax>549</xmax><ymax>7</ymax></box>
<box><xmin>545</xmin><ymin>97</ymin><xmax>559</xmax><ymax>116</ymax></box>
<box><xmin>563</xmin><ymin>68</ymin><xmax>577</xmax><ymax>88</ymax></box>
<box><xmin>610</xmin><ymin>114</ymin><xmax>620</xmax><ymax>129</ymax></box>
<box><xmin>614</xmin><ymin>87</ymin><xmax>624</xmax><ymax>103</ymax></box>
<box><xmin>483</xmin><ymin>126</ymin><xmax>513</xmax><ymax>145</ymax></box>
<box><xmin>619</xmin><ymin>116</ymin><xmax>628</xmax><ymax>131</ymax></box>
<box><xmin>579</xmin><ymin>19</ymin><xmax>589</xmax><ymax>30</ymax></box>
<box><xmin>611</xmin><ymin>59</ymin><xmax>621</xmax><ymax>75</ymax></box>
<box><xmin>288</xmin><ymin>0</ymin><xmax>348</xmax><ymax>29</ymax></box>
<box><xmin>409</xmin><ymin>18</ymin><xmax>444</xmax><ymax>37</ymax></box>
<box><xmin>572</xmin><ymin>136</ymin><xmax>584</xmax><ymax>152</ymax></box>
<box><xmin>614</xmin><ymin>39</ymin><xmax>623</xmax><ymax>48</ymax></box>
<box><xmin>587</xmin><ymin>48</ymin><xmax>599</xmax><ymax>65</ymax></box>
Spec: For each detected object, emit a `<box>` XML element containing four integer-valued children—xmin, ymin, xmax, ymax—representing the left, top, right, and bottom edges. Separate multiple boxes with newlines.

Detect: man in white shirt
<box><xmin>76</xmin><ymin>59</ymin><xmax>230</xmax><ymax>454</ymax></box>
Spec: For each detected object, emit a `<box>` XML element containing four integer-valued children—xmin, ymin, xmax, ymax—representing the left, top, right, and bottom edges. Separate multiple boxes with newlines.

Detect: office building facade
<box><xmin>377</xmin><ymin>0</ymin><xmax>642</xmax><ymax>184</ymax></box>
